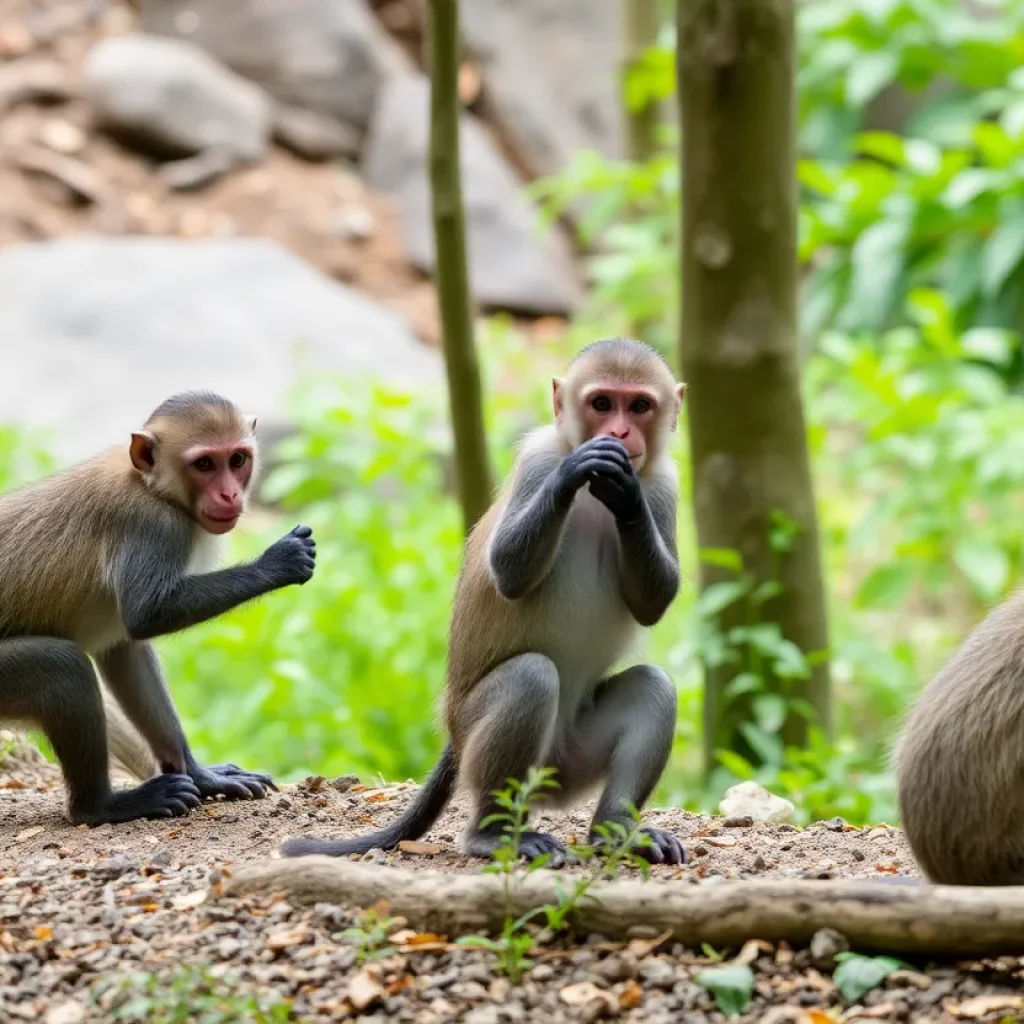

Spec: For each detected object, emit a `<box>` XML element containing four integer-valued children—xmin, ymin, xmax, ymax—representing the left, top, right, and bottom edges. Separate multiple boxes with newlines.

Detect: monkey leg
<box><xmin>458</xmin><ymin>653</ymin><xmax>566</xmax><ymax>863</ymax></box>
<box><xmin>0</xmin><ymin>637</ymin><xmax>201</xmax><ymax>824</ymax></box>
<box><xmin>553</xmin><ymin>664</ymin><xmax>685</xmax><ymax>865</ymax></box>
<box><xmin>96</xmin><ymin>641</ymin><xmax>276</xmax><ymax>800</ymax></box>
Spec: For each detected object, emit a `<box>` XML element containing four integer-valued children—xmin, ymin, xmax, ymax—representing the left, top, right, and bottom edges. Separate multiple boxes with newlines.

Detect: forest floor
<box><xmin>1</xmin><ymin>744</ymin><xmax>1023</xmax><ymax>1024</ymax></box>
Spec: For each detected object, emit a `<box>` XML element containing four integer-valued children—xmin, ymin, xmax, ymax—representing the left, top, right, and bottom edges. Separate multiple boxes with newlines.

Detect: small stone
<box><xmin>348</xmin><ymin>969</ymin><xmax>385</xmax><ymax>1011</ymax></box>
<box><xmin>823</xmin><ymin>816</ymin><xmax>847</xmax><ymax>831</ymax></box>
<box><xmin>45</xmin><ymin>1001</ymin><xmax>84</xmax><ymax>1024</ymax></box>
<box><xmin>530</xmin><ymin>964</ymin><xmax>556</xmax><ymax>982</ymax></box>
<box><xmin>594</xmin><ymin>955</ymin><xmax>635</xmax><ymax>982</ymax></box>
<box><xmin>331</xmin><ymin>775</ymin><xmax>361</xmax><ymax>792</ymax></box>
<box><xmin>722</xmin><ymin>815</ymin><xmax>754</xmax><ymax>828</ymax></box>
<box><xmin>640</xmin><ymin>957</ymin><xmax>677</xmax><ymax>989</ymax></box>
<box><xmin>752</xmin><ymin>854</ymin><xmax>768</xmax><ymax>871</ymax></box>
<box><xmin>216</xmin><ymin>937</ymin><xmax>242</xmax><ymax>959</ymax></box>
<box><xmin>852</xmin><ymin>849</ymin><xmax>866</xmax><ymax>862</ymax></box>
<box><xmin>809</xmin><ymin>927</ymin><xmax>850</xmax><ymax>967</ymax></box>
<box><xmin>464</xmin><ymin>1007</ymin><xmax>500</xmax><ymax>1024</ymax></box>
<box><xmin>718</xmin><ymin>781</ymin><xmax>795</xmax><ymax>823</ymax></box>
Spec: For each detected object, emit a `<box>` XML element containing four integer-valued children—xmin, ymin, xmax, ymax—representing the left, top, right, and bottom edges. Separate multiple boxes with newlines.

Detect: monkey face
<box><xmin>182</xmin><ymin>442</ymin><xmax>255</xmax><ymax>534</ymax></box>
<box><xmin>577</xmin><ymin>384</ymin><xmax>660</xmax><ymax>471</ymax></box>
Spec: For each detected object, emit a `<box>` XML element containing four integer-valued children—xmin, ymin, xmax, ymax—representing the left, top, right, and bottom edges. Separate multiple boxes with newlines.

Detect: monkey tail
<box><xmin>278</xmin><ymin>743</ymin><xmax>458</xmax><ymax>858</ymax></box>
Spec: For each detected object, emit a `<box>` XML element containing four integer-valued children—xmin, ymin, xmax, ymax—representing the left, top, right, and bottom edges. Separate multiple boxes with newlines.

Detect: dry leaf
<box><xmin>398</xmin><ymin>840</ymin><xmax>442</xmax><ymax>856</ymax></box>
<box><xmin>391</xmin><ymin>930</ymin><xmax>446</xmax><ymax>946</ymax></box>
<box><xmin>801</xmin><ymin>1011</ymin><xmax>838</xmax><ymax>1024</ymax></box>
<box><xmin>348</xmin><ymin>969</ymin><xmax>385</xmax><ymax>1011</ymax></box>
<box><xmin>705</xmin><ymin>836</ymin><xmax>739</xmax><ymax>848</ymax></box>
<box><xmin>365</xmin><ymin>792</ymin><xmax>394</xmax><ymax>803</ymax></box>
<box><xmin>618</xmin><ymin>979</ymin><xmax>644</xmax><ymax>1010</ymax></box>
<box><xmin>171</xmin><ymin>889</ymin><xmax>208</xmax><ymax>911</ymax></box>
<box><xmin>626</xmin><ymin>928</ymin><xmax>672</xmax><ymax>957</ymax></box>
<box><xmin>14</xmin><ymin>826</ymin><xmax>43</xmax><ymax>842</ymax></box>
<box><xmin>265</xmin><ymin>926</ymin><xmax>311</xmax><ymax>951</ymax></box>
<box><xmin>33</xmin><ymin>925</ymin><xmax>52</xmax><ymax>941</ymax></box>
<box><xmin>846</xmin><ymin>1004</ymin><xmax>898</xmax><ymax>1021</ymax></box>
<box><xmin>559</xmin><ymin>982</ymin><xmax>615</xmax><ymax>1010</ymax></box>
<box><xmin>0</xmin><ymin>779</ymin><xmax>27</xmax><ymax>789</ymax></box>
<box><xmin>141</xmin><ymin>902</ymin><xmax>159</xmax><ymax>913</ymax></box>
<box><xmin>947</xmin><ymin>995</ymin><xmax>1024</xmax><ymax>1018</ymax></box>
<box><xmin>734</xmin><ymin>938</ymin><xmax>771</xmax><ymax>965</ymax></box>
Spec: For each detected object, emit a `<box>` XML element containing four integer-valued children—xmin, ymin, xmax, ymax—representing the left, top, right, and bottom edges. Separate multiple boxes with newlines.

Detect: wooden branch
<box><xmin>225</xmin><ymin>857</ymin><xmax>1024</xmax><ymax>956</ymax></box>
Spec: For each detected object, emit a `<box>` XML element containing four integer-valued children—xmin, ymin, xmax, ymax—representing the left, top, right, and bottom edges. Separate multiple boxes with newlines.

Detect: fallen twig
<box><xmin>223</xmin><ymin>857</ymin><xmax>1024</xmax><ymax>956</ymax></box>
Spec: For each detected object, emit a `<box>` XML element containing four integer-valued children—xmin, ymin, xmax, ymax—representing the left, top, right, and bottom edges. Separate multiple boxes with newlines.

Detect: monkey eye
<box><xmin>192</xmin><ymin>456</ymin><xmax>215</xmax><ymax>472</ymax></box>
<box><xmin>230</xmin><ymin>451</ymin><xmax>248</xmax><ymax>470</ymax></box>
<box><xmin>631</xmin><ymin>398</ymin><xmax>652</xmax><ymax>414</ymax></box>
<box><xmin>591</xmin><ymin>395</ymin><xmax>613</xmax><ymax>413</ymax></box>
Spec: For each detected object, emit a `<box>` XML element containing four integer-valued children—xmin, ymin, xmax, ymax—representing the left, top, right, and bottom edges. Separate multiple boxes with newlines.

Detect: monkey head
<box><xmin>553</xmin><ymin>337</ymin><xmax>685</xmax><ymax>474</ymax></box>
<box><xmin>128</xmin><ymin>391</ymin><xmax>258</xmax><ymax>535</ymax></box>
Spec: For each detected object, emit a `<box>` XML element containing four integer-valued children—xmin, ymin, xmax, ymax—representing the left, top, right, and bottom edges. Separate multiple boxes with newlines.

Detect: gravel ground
<box><xmin>1</xmin><ymin>745</ymin><xmax>1023</xmax><ymax>1024</ymax></box>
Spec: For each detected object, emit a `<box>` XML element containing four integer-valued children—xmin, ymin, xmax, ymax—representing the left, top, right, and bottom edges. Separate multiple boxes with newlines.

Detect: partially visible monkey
<box><xmin>896</xmin><ymin>588</ymin><xmax>1024</xmax><ymax>886</ymax></box>
<box><xmin>282</xmin><ymin>337</ymin><xmax>686</xmax><ymax>864</ymax></box>
<box><xmin>0</xmin><ymin>390</ymin><xmax>316</xmax><ymax>825</ymax></box>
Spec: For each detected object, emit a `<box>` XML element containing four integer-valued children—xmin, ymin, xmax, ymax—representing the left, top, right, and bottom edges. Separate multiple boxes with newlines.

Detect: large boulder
<box><xmin>83</xmin><ymin>34</ymin><xmax>272</xmax><ymax>162</ymax></box>
<box><xmin>139</xmin><ymin>0</ymin><xmax>406</xmax><ymax>158</ymax></box>
<box><xmin>459</xmin><ymin>0</ymin><xmax>624</xmax><ymax>178</ymax></box>
<box><xmin>362</xmin><ymin>74</ymin><xmax>583</xmax><ymax>318</ymax></box>
<box><xmin>0</xmin><ymin>237</ymin><xmax>441</xmax><ymax>466</ymax></box>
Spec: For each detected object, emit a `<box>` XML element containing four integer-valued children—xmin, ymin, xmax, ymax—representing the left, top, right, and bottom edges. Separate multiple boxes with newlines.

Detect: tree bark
<box><xmin>677</xmin><ymin>0</ymin><xmax>831</xmax><ymax>773</ymax></box>
<box><xmin>427</xmin><ymin>0</ymin><xmax>494</xmax><ymax>533</ymax></box>
<box><xmin>623</xmin><ymin>0</ymin><xmax>662</xmax><ymax>164</ymax></box>
<box><xmin>226</xmin><ymin>859</ymin><xmax>1024</xmax><ymax>957</ymax></box>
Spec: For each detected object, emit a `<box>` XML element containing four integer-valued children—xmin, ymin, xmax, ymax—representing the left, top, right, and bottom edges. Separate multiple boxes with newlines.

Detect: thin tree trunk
<box><xmin>677</xmin><ymin>0</ymin><xmax>831</xmax><ymax>774</ymax></box>
<box><xmin>623</xmin><ymin>0</ymin><xmax>662</xmax><ymax>164</ymax></box>
<box><xmin>427</xmin><ymin>0</ymin><xmax>493</xmax><ymax>533</ymax></box>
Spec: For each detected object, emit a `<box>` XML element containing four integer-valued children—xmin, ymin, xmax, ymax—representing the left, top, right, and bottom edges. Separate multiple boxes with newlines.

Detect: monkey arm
<box><xmin>110</xmin><ymin>520</ymin><xmax>282</xmax><ymax>641</ymax></box>
<box><xmin>487</xmin><ymin>452</ymin><xmax>573</xmax><ymax>600</ymax></box>
<box><xmin>615</xmin><ymin>476</ymin><xmax>680</xmax><ymax>627</ymax></box>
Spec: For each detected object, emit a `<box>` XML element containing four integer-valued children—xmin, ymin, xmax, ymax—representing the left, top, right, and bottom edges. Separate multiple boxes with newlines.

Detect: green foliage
<box><xmin>457</xmin><ymin>768</ymin><xmax>654</xmax><ymax>983</ymax></box>
<box><xmin>694</xmin><ymin>964</ymin><xmax>755</xmax><ymax>1017</ymax></box>
<box><xmin>832</xmin><ymin>952</ymin><xmax>907</xmax><ymax>1003</ymax></box>
<box><xmin>91</xmin><ymin>965</ymin><xmax>294</xmax><ymax>1023</ymax></box>
<box><xmin>340</xmin><ymin>905</ymin><xmax>400</xmax><ymax>964</ymax></box>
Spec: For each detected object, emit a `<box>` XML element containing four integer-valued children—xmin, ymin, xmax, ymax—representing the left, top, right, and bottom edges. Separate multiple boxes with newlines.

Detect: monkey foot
<box><xmin>74</xmin><ymin>773</ymin><xmax>202</xmax><ymax>825</ymax></box>
<box><xmin>189</xmin><ymin>762</ymin><xmax>277</xmax><ymax>800</ymax></box>
<box><xmin>590</xmin><ymin>824</ymin><xmax>687</xmax><ymax>866</ymax></box>
<box><xmin>466</xmin><ymin>829</ymin><xmax>569</xmax><ymax>867</ymax></box>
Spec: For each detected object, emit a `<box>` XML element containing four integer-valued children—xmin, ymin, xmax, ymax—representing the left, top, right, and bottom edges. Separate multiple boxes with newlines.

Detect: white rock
<box><xmin>718</xmin><ymin>781</ymin><xmax>795</xmax><ymax>824</ymax></box>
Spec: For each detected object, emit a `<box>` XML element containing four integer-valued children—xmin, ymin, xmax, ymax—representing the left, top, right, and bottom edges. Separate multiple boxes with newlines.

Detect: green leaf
<box><xmin>953</xmin><ymin>538</ymin><xmax>1010</xmax><ymax>601</ymax></box>
<box><xmin>981</xmin><ymin>219</ymin><xmax>1024</xmax><ymax>298</ymax></box>
<box><xmin>833</xmin><ymin>953</ymin><xmax>903</xmax><ymax>1003</ymax></box>
<box><xmin>845</xmin><ymin>51</ymin><xmax>898</xmax><ymax>106</ymax></box>
<box><xmin>738</xmin><ymin>722</ymin><xmax>786</xmax><ymax>767</ymax></box>
<box><xmin>942</xmin><ymin>168</ymin><xmax>995</xmax><ymax>209</ymax></box>
<box><xmin>961</xmin><ymin>327</ymin><xmax>1015</xmax><ymax>366</ymax></box>
<box><xmin>855</xmin><ymin>563</ymin><xmax>916</xmax><ymax>609</ymax></box>
<box><xmin>695</xmin><ymin>964</ymin><xmax>754</xmax><ymax>1016</ymax></box>
<box><xmin>753</xmin><ymin>694</ymin><xmax>787</xmax><ymax>734</ymax></box>
<box><xmin>697</xmin><ymin>581</ymin><xmax>750</xmax><ymax>617</ymax></box>
<box><xmin>700</xmin><ymin>547</ymin><xmax>744</xmax><ymax>572</ymax></box>
<box><xmin>846</xmin><ymin>218</ymin><xmax>908</xmax><ymax>331</ymax></box>
<box><xmin>724</xmin><ymin>672</ymin><xmax>763</xmax><ymax>699</ymax></box>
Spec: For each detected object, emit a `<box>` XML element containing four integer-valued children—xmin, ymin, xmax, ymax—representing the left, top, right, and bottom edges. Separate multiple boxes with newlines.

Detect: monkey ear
<box><xmin>247</xmin><ymin>415</ymin><xmax>258</xmax><ymax>434</ymax></box>
<box><xmin>671</xmin><ymin>382</ymin><xmax>687</xmax><ymax>430</ymax></box>
<box><xmin>552</xmin><ymin>377</ymin><xmax>565</xmax><ymax>420</ymax></box>
<box><xmin>129</xmin><ymin>431</ymin><xmax>157</xmax><ymax>473</ymax></box>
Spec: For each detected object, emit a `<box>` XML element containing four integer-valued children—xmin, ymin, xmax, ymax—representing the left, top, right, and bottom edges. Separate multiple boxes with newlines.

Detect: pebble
<box><xmin>640</xmin><ymin>957</ymin><xmax>677</xmax><ymax>989</ymax></box>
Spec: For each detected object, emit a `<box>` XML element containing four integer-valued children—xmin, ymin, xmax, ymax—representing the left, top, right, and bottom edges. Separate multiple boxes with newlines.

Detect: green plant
<box><xmin>457</xmin><ymin>767</ymin><xmax>654</xmax><ymax>983</ymax></box>
<box><xmin>832</xmin><ymin>952</ymin><xmax>908</xmax><ymax>1003</ymax></box>
<box><xmin>91</xmin><ymin>965</ymin><xmax>294</xmax><ymax>1023</ymax></box>
<box><xmin>694</xmin><ymin>963</ymin><xmax>755</xmax><ymax>1017</ymax></box>
<box><xmin>340</xmin><ymin>904</ymin><xmax>401</xmax><ymax>963</ymax></box>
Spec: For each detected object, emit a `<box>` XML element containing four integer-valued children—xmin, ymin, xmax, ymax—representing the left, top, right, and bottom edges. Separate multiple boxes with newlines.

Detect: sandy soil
<box><xmin>2</xmin><ymin>744</ymin><xmax>1024</xmax><ymax>1024</ymax></box>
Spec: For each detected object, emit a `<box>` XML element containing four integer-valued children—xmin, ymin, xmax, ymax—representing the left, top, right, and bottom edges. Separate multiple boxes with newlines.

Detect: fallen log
<box><xmin>224</xmin><ymin>857</ymin><xmax>1024</xmax><ymax>956</ymax></box>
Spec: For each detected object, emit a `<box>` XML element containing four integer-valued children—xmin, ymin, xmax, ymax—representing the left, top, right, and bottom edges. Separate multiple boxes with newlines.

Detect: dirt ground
<box><xmin>2</xmin><ymin>744</ymin><xmax>1023</xmax><ymax>1024</ymax></box>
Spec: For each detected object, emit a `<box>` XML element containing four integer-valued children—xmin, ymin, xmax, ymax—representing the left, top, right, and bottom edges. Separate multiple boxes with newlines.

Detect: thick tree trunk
<box><xmin>428</xmin><ymin>0</ymin><xmax>494</xmax><ymax>533</ymax></box>
<box><xmin>226</xmin><ymin>859</ymin><xmax>1024</xmax><ymax>957</ymax></box>
<box><xmin>677</xmin><ymin>0</ymin><xmax>830</xmax><ymax>773</ymax></box>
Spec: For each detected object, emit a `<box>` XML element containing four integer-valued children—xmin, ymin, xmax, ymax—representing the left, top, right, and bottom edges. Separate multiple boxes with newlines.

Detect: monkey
<box><xmin>0</xmin><ymin>390</ymin><xmax>317</xmax><ymax>826</ymax></box>
<box><xmin>281</xmin><ymin>337</ymin><xmax>687</xmax><ymax>865</ymax></box>
<box><xmin>895</xmin><ymin>586</ymin><xmax>1024</xmax><ymax>886</ymax></box>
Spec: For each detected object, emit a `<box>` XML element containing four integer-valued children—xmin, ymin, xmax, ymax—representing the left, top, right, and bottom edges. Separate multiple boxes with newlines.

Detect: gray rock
<box><xmin>83</xmin><ymin>34</ymin><xmax>271</xmax><ymax>172</ymax></box>
<box><xmin>363</xmin><ymin>74</ymin><xmax>582</xmax><ymax>317</ymax></box>
<box><xmin>140</xmin><ymin>0</ymin><xmax>407</xmax><ymax>150</ymax></box>
<box><xmin>460</xmin><ymin>0</ymin><xmax>624</xmax><ymax>178</ymax></box>
<box><xmin>0</xmin><ymin>237</ymin><xmax>442</xmax><ymax>466</ymax></box>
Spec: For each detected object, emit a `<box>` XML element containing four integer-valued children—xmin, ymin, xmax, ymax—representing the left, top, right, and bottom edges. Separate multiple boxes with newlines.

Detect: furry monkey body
<box><xmin>897</xmin><ymin>587</ymin><xmax>1024</xmax><ymax>885</ymax></box>
<box><xmin>0</xmin><ymin>391</ymin><xmax>317</xmax><ymax>826</ymax></box>
<box><xmin>282</xmin><ymin>338</ymin><xmax>686</xmax><ymax>864</ymax></box>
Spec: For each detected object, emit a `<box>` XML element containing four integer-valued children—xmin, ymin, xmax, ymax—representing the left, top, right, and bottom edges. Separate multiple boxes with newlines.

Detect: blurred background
<box><xmin>1</xmin><ymin>0</ymin><xmax>1022</xmax><ymax>827</ymax></box>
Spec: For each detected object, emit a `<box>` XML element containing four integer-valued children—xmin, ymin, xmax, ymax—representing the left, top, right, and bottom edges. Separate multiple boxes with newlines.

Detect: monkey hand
<box><xmin>555</xmin><ymin>437</ymin><xmax>637</xmax><ymax>505</ymax></box>
<box><xmin>187</xmin><ymin>762</ymin><xmax>278</xmax><ymax>800</ymax></box>
<box><xmin>583</xmin><ymin>441</ymin><xmax>644</xmax><ymax>525</ymax></box>
<box><xmin>257</xmin><ymin>525</ymin><xmax>317</xmax><ymax>587</ymax></box>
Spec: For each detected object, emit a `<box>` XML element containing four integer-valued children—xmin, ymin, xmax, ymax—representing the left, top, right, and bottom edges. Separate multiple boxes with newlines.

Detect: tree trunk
<box><xmin>622</xmin><ymin>0</ymin><xmax>662</xmax><ymax>164</ymax></box>
<box><xmin>427</xmin><ymin>0</ymin><xmax>494</xmax><ymax>533</ymax></box>
<box><xmin>677</xmin><ymin>0</ymin><xmax>830</xmax><ymax>774</ymax></box>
